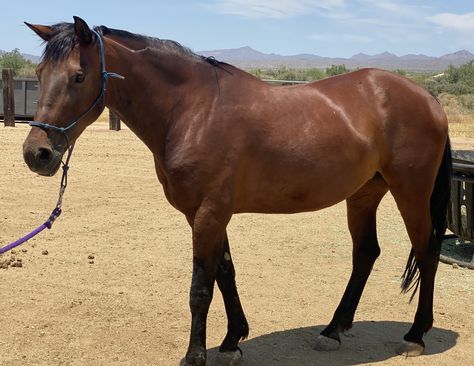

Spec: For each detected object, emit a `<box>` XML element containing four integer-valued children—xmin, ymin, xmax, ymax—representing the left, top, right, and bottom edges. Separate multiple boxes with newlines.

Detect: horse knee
<box><xmin>190</xmin><ymin>286</ymin><xmax>212</xmax><ymax>311</ymax></box>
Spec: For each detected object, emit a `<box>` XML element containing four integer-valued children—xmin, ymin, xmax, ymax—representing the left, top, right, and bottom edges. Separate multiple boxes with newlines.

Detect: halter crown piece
<box><xmin>0</xmin><ymin>29</ymin><xmax>124</xmax><ymax>255</ymax></box>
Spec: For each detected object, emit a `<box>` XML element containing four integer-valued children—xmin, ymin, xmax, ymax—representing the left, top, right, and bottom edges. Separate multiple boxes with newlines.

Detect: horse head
<box><xmin>23</xmin><ymin>16</ymin><xmax>105</xmax><ymax>176</ymax></box>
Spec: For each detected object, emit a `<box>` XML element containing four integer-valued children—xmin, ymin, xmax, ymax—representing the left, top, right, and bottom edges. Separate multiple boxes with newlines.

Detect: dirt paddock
<box><xmin>1</xmin><ymin>123</ymin><xmax>473</xmax><ymax>366</ymax></box>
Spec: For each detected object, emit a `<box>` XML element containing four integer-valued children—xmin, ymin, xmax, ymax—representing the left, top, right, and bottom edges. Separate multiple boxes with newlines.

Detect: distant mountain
<box><xmin>199</xmin><ymin>46</ymin><xmax>280</xmax><ymax>62</ymax></box>
<box><xmin>440</xmin><ymin>50</ymin><xmax>473</xmax><ymax>60</ymax></box>
<box><xmin>351</xmin><ymin>53</ymin><xmax>372</xmax><ymax>61</ymax></box>
<box><xmin>1</xmin><ymin>47</ymin><xmax>473</xmax><ymax>72</ymax></box>
<box><xmin>0</xmin><ymin>49</ymin><xmax>41</xmax><ymax>63</ymax></box>
<box><xmin>22</xmin><ymin>53</ymin><xmax>41</xmax><ymax>63</ymax></box>
<box><xmin>197</xmin><ymin>47</ymin><xmax>474</xmax><ymax>72</ymax></box>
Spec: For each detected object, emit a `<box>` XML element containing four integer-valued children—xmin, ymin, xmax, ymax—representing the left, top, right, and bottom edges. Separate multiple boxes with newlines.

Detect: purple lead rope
<box><xmin>1</xmin><ymin>30</ymin><xmax>123</xmax><ymax>256</ymax></box>
<box><xmin>0</xmin><ymin>144</ymin><xmax>74</xmax><ymax>255</ymax></box>
<box><xmin>0</xmin><ymin>207</ymin><xmax>61</xmax><ymax>255</ymax></box>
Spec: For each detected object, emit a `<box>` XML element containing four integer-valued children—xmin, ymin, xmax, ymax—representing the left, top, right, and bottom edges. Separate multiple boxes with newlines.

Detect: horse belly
<box><xmin>234</xmin><ymin>157</ymin><xmax>375</xmax><ymax>214</ymax></box>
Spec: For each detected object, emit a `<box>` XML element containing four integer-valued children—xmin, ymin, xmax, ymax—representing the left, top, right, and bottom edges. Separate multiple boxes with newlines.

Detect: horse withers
<box><xmin>23</xmin><ymin>17</ymin><xmax>451</xmax><ymax>365</ymax></box>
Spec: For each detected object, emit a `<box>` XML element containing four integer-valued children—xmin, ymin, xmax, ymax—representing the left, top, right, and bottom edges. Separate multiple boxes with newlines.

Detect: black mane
<box><xmin>97</xmin><ymin>25</ymin><xmax>198</xmax><ymax>58</ymax></box>
<box><xmin>42</xmin><ymin>22</ymin><xmax>230</xmax><ymax>70</ymax></box>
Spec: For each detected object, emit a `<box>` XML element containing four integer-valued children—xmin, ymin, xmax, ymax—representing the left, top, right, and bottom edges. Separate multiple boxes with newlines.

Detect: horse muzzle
<box><xmin>23</xmin><ymin>143</ymin><xmax>63</xmax><ymax>176</ymax></box>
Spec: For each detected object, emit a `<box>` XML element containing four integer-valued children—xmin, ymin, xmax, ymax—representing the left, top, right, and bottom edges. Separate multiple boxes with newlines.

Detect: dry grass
<box><xmin>447</xmin><ymin>114</ymin><xmax>474</xmax><ymax>138</ymax></box>
<box><xmin>96</xmin><ymin>109</ymin><xmax>110</xmax><ymax>124</ymax></box>
<box><xmin>439</xmin><ymin>94</ymin><xmax>474</xmax><ymax>138</ymax></box>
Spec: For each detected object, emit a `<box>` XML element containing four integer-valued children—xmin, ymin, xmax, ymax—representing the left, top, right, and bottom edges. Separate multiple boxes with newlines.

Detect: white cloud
<box><xmin>360</xmin><ymin>0</ymin><xmax>427</xmax><ymax>18</ymax></box>
<box><xmin>205</xmin><ymin>0</ymin><xmax>345</xmax><ymax>19</ymax></box>
<box><xmin>362</xmin><ymin>0</ymin><xmax>403</xmax><ymax>13</ymax></box>
<box><xmin>428</xmin><ymin>12</ymin><xmax>474</xmax><ymax>31</ymax></box>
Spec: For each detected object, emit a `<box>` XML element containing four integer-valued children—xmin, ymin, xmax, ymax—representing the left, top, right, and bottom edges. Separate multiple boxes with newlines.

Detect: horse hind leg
<box><xmin>390</xmin><ymin>186</ymin><xmax>442</xmax><ymax>357</ymax></box>
<box><xmin>316</xmin><ymin>174</ymin><xmax>388</xmax><ymax>351</ymax></box>
<box><xmin>388</xmin><ymin>141</ymin><xmax>450</xmax><ymax>356</ymax></box>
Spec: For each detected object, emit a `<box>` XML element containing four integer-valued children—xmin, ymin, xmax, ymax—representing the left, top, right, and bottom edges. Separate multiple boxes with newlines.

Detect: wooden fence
<box><xmin>1</xmin><ymin>68</ymin><xmax>121</xmax><ymax>130</ymax></box>
<box><xmin>2</xmin><ymin>69</ymin><xmax>15</xmax><ymax>127</ymax></box>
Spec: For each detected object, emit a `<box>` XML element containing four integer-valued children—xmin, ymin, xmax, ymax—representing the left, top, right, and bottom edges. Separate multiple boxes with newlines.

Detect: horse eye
<box><xmin>75</xmin><ymin>73</ymin><xmax>85</xmax><ymax>83</ymax></box>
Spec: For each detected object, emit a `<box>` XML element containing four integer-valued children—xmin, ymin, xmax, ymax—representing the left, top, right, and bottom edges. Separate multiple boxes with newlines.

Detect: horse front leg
<box><xmin>215</xmin><ymin>233</ymin><xmax>249</xmax><ymax>364</ymax></box>
<box><xmin>183</xmin><ymin>205</ymin><xmax>230</xmax><ymax>366</ymax></box>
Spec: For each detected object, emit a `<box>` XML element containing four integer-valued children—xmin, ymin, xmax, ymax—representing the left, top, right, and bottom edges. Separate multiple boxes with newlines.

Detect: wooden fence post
<box><xmin>109</xmin><ymin>109</ymin><xmax>121</xmax><ymax>131</ymax></box>
<box><xmin>2</xmin><ymin>68</ymin><xmax>15</xmax><ymax>127</ymax></box>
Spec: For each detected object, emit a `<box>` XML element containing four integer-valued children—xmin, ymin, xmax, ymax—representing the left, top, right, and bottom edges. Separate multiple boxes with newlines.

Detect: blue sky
<box><xmin>1</xmin><ymin>0</ymin><xmax>473</xmax><ymax>58</ymax></box>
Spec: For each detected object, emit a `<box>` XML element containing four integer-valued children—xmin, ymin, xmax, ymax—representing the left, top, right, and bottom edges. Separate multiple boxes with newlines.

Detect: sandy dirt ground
<box><xmin>1</xmin><ymin>124</ymin><xmax>473</xmax><ymax>366</ymax></box>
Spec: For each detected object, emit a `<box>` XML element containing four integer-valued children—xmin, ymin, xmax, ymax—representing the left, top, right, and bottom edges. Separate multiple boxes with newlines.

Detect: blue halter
<box><xmin>29</xmin><ymin>29</ymin><xmax>124</xmax><ymax>144</ymax></box>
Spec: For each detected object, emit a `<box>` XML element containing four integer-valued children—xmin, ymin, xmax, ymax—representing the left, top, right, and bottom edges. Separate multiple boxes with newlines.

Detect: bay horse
<box><xmin>23</xmin><ymin>17</ymin><xmax>451</xmax><ymax>365</ymax></box>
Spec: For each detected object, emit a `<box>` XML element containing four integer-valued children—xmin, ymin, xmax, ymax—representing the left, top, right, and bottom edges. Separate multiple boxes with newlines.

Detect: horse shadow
<box><xmin>207</xmin><ymin>321</ymin><xmax>458</xmax><ymax>366</ymax></box>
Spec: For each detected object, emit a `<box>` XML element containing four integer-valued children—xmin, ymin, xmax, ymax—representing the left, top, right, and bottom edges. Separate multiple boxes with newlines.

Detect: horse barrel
<box><xmin>447</xmin><ymin>150</ymin><xmax>474</xmax><ymax>242</ymax></box>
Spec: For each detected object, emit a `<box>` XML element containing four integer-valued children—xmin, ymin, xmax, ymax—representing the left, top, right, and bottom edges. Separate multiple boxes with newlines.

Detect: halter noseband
<box><xmin>29</xmin><ymin>29</ymin><xmax>124</xmax><ymax>145</ymax></box>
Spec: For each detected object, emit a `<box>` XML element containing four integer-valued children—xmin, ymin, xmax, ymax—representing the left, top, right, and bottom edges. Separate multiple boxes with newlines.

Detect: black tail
<box><xmin>430</xmin><ymin>137</ymin><xmax>452</xmax><ymax>242</ymax></box>
<box><xmin>401</xmin><ymin>137</ymin><xmax>452</xmax><ymax>301</ymax></box>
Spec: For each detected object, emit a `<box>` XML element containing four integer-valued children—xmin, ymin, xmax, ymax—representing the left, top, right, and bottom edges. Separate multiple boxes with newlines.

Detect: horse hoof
<box><xmin>214</xmin><ymin>349</ymin><xmax>242</xmax><ymax>365</ymax></box>
<box><xmin>396</xmin><ymin>341</ymin><xmax>425</xmax><ymax>357</ymax></box>
<box><xmin>179</xmin><ymin>359</ymin><xmax>206</xmax><ymax>366</ymax></box>
<box><xmin>179</xmin><ymin>358</ymin><xmax>204</xmax><ymax>366</ymax></box>
<box><xmin>179</xmin><ymin>352</ymin><xmax>206</xmax><ymax>366</ymax></box>
<box><xmin>314</xmin><ymin>335</ymin><xmax>341</xmax><ymax>351</ymax></box>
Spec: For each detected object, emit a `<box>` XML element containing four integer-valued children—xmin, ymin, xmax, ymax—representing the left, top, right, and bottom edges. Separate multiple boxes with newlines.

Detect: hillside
<box><xmin>198</xmin><ymin>47</ymin><xmax>474</xmax><ymax>72</ymax></box>
<box><xmin>1</xmin><ymin>47</ymin><xmax>473</xmax><ymax>72</ymax></box>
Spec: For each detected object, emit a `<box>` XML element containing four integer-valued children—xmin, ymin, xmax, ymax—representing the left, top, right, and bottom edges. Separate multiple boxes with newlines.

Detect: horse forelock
<box><xmin>42</xmin><ymin>23</ymin><xmax>87</xmax><ymax>63</ymax></box>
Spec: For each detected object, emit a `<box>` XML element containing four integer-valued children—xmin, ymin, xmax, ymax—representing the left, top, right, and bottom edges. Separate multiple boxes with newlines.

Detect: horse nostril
<box><xmin>36</xmin><ymin>147</ymin><xmax>53</xmax><ymax>163</ymax></box>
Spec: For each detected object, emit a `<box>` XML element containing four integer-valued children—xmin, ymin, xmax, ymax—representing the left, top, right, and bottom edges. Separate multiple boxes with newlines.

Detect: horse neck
<box><xmin>102</xmin><ymin>37</ymin><xmax>212</xmax><ymax>155</ymax></box>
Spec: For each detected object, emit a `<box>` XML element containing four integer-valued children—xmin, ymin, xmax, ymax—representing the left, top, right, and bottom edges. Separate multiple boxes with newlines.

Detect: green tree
<box><xmin>418</xmin><ymin>61</ymin><xmax>474</xmax><ymax>96</ymax></box>
<box><xmin>325</xmin><ymin>64</ymin><xmax>349</xmax><ymax>76</ymax></box>
<box><xmin>0</xmin><ymin>48</ymin><xmax>36</xmax><ymax>76</ymax></box>
<box><xmin>302</xmin><ymin>68</ymin><xmax>325</xmax><ymax>81</ymax></box>
<box><xmin>394</xmin><ymin>69</ymin><xmax>407</xmax><ymax>76</ymax></box>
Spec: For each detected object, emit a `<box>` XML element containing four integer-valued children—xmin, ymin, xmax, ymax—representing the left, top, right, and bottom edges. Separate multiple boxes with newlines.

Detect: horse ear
<box><xmin>73</xmin><ymin>16</ymin><xmax>93</xmax><ymax>45</ymax></box>
<box><xmin>25</xmin><ymin>22</ymin><xmax>53</xmax><ymax>42</ymax></box>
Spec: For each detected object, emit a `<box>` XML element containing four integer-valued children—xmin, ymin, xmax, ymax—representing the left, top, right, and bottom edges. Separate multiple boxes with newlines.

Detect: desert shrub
<box><xmin>417</xmin><ymin>61</ymin><xmax>474</xmax><ymax>96</ymax></box>
<box><xmin>0</xmin><ymin>49</ymin><xmax>36</xmax><ymax>77</ymax></box>
<box><xmin>325</xmin><ymin>64</ymin><xmax>349</xmax><ymax>76</ymax></box>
